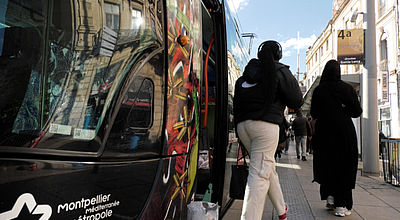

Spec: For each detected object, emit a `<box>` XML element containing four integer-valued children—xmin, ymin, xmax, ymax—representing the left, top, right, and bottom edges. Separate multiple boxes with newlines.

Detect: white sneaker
<box><xmin>326</xmin><ymin>196</ymin><xmax>334</xmax><ymax>210</ymax></box>
<box><xmin>334</xmin><ymin>207</ymin><xmax>351</xmax><ymax>217</ymax></box>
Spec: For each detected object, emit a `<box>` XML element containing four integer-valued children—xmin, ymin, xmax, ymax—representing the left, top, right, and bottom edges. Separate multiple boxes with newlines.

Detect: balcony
<box><xmin>380</xmin><ymin>59</ymin><xmax>388</xmax><ymax>72</ymax></box>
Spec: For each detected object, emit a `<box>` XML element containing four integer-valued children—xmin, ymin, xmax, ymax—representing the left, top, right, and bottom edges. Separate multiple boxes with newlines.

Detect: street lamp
<box><xmin>241</xmin><ymin>33</ymin><xmax>257</xmax><ymax>55</ymax></box>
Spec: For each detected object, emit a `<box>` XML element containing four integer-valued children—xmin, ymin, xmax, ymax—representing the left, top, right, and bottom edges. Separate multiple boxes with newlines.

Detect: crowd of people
<box><xmin>233</xmin><ymin>40</ymin><xmax>362</xmax><ymax>220</ymax></box>
<box><xmin>274</xmin><ymin>112</ymin><xmax>314</xmax><ymax>162</ymax></box>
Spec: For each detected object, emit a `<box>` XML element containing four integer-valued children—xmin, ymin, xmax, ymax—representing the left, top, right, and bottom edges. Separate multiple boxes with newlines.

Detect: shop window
<box><xmin>379</xmin><ymin>120</ymin><xmax>391</xmax><ymax>137</ymax></box>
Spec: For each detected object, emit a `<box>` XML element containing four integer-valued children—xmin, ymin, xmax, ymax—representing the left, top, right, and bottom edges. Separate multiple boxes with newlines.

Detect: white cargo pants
<box><xmin>237</xmin><ymin>120</ymin><xmax>286</xmax><ymax>220</ymax></box>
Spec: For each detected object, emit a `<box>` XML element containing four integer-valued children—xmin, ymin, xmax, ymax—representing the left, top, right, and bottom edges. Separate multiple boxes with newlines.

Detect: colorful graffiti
<box><xmin>164</xmin><ymin>0</ymin><xmax>202</xmax><ymax>214</ymax></box>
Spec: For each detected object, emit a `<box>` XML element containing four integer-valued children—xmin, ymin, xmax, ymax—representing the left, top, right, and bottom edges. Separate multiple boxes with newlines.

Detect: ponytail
<box><xmin>257</xmin><ymin>41</ymin><xmax>279</xmax><ymax>106</ymax></box>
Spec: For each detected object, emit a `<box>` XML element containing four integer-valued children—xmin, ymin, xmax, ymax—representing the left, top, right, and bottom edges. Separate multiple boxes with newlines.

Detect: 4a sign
<box><xmin>337</xmin><ymin>29</ymin><xmax>365</xmax><ymax>64</ymax></box>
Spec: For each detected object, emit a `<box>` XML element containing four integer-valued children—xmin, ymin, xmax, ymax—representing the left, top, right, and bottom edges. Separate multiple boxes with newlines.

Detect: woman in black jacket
<box><xmin>310</xmin><ymin>60</ymin><xmax>362</xmax><ymax>217</ymax></box>
<box><xmin>233</xmin><ymin>40</ymin><xmax>303</xmax><ymax>220</ymax></box>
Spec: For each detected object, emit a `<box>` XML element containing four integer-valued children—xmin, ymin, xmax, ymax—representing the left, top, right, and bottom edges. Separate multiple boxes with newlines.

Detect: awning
<box><xmin>302</xmin><ymin>74</ymin><xmax>361</xmax><ymax>111</ymax></box>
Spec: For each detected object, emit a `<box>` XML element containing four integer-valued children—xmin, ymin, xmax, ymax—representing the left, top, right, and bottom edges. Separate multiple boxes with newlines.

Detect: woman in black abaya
<box><xmin>310</xmin><ymin>60</ymin><xmax>362</xmax><ymax>217</ymax></box>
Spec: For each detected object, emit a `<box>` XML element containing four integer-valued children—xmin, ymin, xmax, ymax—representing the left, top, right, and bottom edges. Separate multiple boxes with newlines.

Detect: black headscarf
<box><xmin>320</xmin><ymin>59</ymin><xmax>341</xmax><ymax>83</ymax></box>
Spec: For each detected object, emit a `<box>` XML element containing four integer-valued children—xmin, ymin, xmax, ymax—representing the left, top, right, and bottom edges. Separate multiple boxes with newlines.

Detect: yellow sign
<box><xmin>337</xmin><ymin>29</ymin><xmax>364</xmax><ymax>64</ymax></box>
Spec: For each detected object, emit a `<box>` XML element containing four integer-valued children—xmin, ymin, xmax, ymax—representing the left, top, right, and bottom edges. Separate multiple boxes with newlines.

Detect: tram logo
<box><xmin>0</xmin><ymin>193</ymin><xmax>52</xmax><ymax>220</ymax></box>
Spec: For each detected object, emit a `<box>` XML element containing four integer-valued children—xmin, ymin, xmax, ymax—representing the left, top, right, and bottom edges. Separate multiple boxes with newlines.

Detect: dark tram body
<box><xmin>0</xmin><ymin>0</ymin><xmax>248</xmax><ymax>219</ymax></box>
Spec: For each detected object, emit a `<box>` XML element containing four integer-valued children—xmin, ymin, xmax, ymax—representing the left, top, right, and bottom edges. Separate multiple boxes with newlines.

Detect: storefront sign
<box><xmin>382</xmin><ymin>71</ymin><xmax>389</xmax><ymax>102</ymax></box>
<box><xmin>337</xmin><ymin>29</ymin><xmax>364</xmax><ymax>64</ymax></box>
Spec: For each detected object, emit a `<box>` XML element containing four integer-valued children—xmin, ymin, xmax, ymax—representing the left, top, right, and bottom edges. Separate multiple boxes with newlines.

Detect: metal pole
<box><xmin>362</xmin><ymin>0</ymin><xmax>379</xmax><ymax>174</ymax></box>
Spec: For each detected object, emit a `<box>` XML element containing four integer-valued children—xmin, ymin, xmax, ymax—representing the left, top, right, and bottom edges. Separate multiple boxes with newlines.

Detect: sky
<box><xmin>226</xmin><ymin>0</ymin><xmax>333</xmax><ymax>75</ymax></box>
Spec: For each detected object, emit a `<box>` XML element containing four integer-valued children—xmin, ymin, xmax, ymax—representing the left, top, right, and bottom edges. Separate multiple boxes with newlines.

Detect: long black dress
<box><xmin>310</xmin><ymin>60</ymin><xmax>362</xmax><ymax>207</ymax></box>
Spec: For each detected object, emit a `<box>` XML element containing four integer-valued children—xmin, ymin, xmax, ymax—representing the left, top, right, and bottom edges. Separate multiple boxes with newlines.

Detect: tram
<box><xmin>0</xmin><ymin>0</ymin><xmax>249</xmax><ymax>219</ymax></box>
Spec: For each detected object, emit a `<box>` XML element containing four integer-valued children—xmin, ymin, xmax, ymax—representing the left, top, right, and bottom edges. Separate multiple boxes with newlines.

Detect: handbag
<box><xmin>229</xmin><ymin>142</ymin><xmax>249</xmax><ymax>200</ymax></box>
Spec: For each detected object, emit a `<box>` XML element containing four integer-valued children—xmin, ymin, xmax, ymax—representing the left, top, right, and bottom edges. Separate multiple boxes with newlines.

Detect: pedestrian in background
<box><xmin>306</xmin><ymin>114</ymin><xmax>313</xmax><ymax>155</ymax></box>
<box><xmin>308</xmin><ymin>116</ymin><xmax>316</xmax><ymax>154</ymax></box>
<box><xmin>283</xmin><ymin>118</ymin><xmax>291</xmax><ymax>155</ymax></box>
<box><xmin>379</xmin><ymin>130</ymin><xmax>386</xmax><ymax>157</ymax></box>
<box><xmin>292</xmin><ymin>110</ymin><xmax>311</xmax><ymax>161</ymax></box>
<box><xmin>233</xmin><ymin>40</ymin><xmax>303</xmax><ymax>220</ymax></box>
<box><xmin>310</xmin><ymin>60</ymin><xmax>362</xmax><ymax>217</ymax></box>
<box><xmin>275</xmin><ymin>118</ymin><xmax>290</xmax><ymax>159</ymax></box>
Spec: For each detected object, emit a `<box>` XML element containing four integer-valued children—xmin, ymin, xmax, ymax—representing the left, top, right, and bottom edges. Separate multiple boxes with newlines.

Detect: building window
<box><xmin>105</xmin><ymin>3</ymin><xmax>120</xmax><ymax>30</ymax></box>
<box><xmin>378</xmin><ymin>0</ymin><xmax>388</xmax><ymax>18</ymax></box>
<box><xmin>380</xmin><ymin>38</ymin><xmax>388</xmax><ymax>61</ymax></box>
<box><xmin>343</xmin><ymin>65</ymin><xmax>348</xmax><ymax>74</ymax></box>
<box><xmin>326</xmin><ymin>39</ymin><xmax>329</xmax><ymax>51</ymax></box>
<box><xmin>380</xmin><ymin>36</ymin><xmax>388</xmax><ymax>73</ymax></box>
<box><xmin>355</xmin><ymin>64</ymin><xmax>360</xmax><ymax>72</ymax></box>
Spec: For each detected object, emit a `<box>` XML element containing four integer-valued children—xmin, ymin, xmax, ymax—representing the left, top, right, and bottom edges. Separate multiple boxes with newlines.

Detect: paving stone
<box><xmin>222</xmin><ymin>141</ymin><xmax>400</xmax><ymax>219</ymax></box>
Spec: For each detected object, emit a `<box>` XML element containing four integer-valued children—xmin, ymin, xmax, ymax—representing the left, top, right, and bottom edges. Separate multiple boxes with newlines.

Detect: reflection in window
<box><xmin>131</xmin><ymin>8</ymin><xmax>142</xmax><ymax>37</ymax></box>
<box><xmin>85</xmin><ymin>62</ymin><xmax>122</xmax><ymax>129</ymax></box>
<box><xmin>0</xmin><ymin>0</ymin><xmax>164</xmax><ymax>151</ymax></box>
<box><xmin>105</xmin><ymin>3</ymin><xmax>120</xmax><ymax>30</ymax></box>
<box><xmin>0</xmin><ymin>0</ymin><xmax>46</xmax><ymax>145</ymax></box>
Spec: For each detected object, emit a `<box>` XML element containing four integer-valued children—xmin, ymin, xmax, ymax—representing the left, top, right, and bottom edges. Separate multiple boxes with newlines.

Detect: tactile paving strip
<box><xmin>272</xmin><ymin>158</ymin><xmax>315</xmax><ymax>220</ymax></box>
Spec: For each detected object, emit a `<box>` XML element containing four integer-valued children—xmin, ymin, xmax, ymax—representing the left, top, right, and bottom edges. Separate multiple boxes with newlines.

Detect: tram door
<box><xmin>197</xmin><ymin>0</ymin><xmax>230</xmax><ymax>204</ymax></box>
<box><xmin>197</xmin><ymin>0</ymin><xmax>250</xmax><ymax>210</ymax></box>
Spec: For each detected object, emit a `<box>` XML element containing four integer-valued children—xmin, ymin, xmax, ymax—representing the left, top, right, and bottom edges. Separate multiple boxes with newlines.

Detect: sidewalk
<box><xmin>223</xmin><ymin>141</ymin><xmax>400</xmax><ymax>220</ymax></box>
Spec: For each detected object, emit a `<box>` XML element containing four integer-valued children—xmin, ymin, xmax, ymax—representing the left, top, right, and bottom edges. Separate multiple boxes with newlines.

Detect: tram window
<box><xmin>128</xmin><ymin>79</ymin><xmax>153</xmax><ymax>128</ymax></box>
<box><xmin>106</xmin><ymin>78</ymin><xmax>154</xmax><ymax>154</ymax></box>
<box><xmin>0</xmin><ymin>0</ymin><xmax>47</xmax><ymax>145</ymax></box>
<box><xmin>105</xmin><ymin>53</ymin><xmax>164</xmax><ymax>157</ymax></box>
<box><xmin>0</xmin><ymin>0</ymin><xmax>164</xmax><ymax>153</ymax></box>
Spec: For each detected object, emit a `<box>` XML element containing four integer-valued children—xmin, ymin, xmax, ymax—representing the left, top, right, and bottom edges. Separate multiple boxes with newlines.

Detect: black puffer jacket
<box><xmin>233</xmin><ymin>59</ymin><xmax>303</xmax><ymax>125</ymax></box>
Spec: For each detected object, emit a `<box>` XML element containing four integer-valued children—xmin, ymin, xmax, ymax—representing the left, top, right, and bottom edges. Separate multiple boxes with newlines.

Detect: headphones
<box><xmin>257</xmin><ymin>40</ymin><xmax>282</xmax><ymax>60</ymax></box>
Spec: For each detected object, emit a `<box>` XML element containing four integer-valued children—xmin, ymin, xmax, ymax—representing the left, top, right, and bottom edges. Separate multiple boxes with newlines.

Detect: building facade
<box><xmin>305</xmin><ymin>0</ymin><xmax>400</xmax><ymax>138</ymax></box>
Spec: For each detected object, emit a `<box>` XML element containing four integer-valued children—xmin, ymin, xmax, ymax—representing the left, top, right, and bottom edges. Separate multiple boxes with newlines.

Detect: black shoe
<box><xmin>302</xmin><ymin>156</ymin><xmax>307</xmax><ymax>161</ymax></box>
<box><xmin>297</xmin><ymin>156</ymin><xmax>300</xmax><ymax>159</ymax></box>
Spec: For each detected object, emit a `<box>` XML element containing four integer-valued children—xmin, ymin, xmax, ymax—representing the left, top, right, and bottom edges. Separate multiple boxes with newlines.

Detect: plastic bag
<box><xmin>187</xmin><ymin>201</ymin><xmax>219</xmax><ymax>220</ymax></box>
